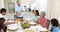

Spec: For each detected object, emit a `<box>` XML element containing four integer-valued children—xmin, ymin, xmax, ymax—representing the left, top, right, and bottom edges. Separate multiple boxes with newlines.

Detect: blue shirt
<box><xmin>15</xmin><ymin>4</ymin><xmax>24</xmax><ymax>17</ymax></box>
<box><xmin>50</xmin><ymin>26</ymin><xmax>60</xmax><ymax>32</ymax></box>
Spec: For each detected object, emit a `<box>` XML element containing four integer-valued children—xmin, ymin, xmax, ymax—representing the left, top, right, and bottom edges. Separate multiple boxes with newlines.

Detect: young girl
<box><xmin>33</xmin><ymin>10</ymin><xmax>40</xmax><ymax>22</ymax></box>
<box><xmin>0</xmin><ymin>18</ymin><xmax>5</xmax><ymax>32</ymax></box>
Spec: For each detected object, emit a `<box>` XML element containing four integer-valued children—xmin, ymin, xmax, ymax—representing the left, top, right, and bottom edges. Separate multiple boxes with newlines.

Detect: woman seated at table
<box><xmin>50</xmin><ymin>18</ymin><xmax>60</xmax><ymax>32</ymax></box>
<box><xmin>33</xmin><ymin>10</ymin><xmax>40</xmax><ymax>22</ymax></box>
<box><xmin>37</xmin><ymin>11</ymin><xmax>47</xmax><ymax>28</ymax></box>
<box><xmin>0</xmin><ymin>18</ymin><xmax>5</xmax><ymax>32</ymax></box>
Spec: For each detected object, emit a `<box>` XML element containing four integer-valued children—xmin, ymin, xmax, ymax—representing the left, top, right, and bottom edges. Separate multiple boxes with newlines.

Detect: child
<box><xmin>50</xmin><ymin>18</ymin><xmax>60</xmax><ymax>32</ymax></box>
<box><xmin>33</xmin><ymin>10</ymin><xmax>40</xmax><ymax>22</ymax></box>
<box><xmin>0</xmin><ymin>18</ymin><xmax>5</xmax><ymax>32</ymax></box>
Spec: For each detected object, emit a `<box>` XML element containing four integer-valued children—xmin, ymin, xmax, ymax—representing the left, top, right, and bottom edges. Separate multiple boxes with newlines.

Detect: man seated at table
<box><xmin>0</xmin><ymin>8</ymin><xmax>7</xmax><ymax>20</ymax></box>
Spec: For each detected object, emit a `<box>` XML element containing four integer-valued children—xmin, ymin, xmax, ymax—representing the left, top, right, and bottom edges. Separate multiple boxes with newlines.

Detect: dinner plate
<box><xmin>30</xmin><ymin>22</ymin><xmax>36</xmax><ymax>24</ymax></box>
<box><xmin>7</xmin><ymin>24</ymin><xmax>18</xmax><ymax>30</ymax></box>
<box><xmin>8</xmin><ymin>20</ymin><xmax>15</xmax><ymax>22</ymax></box>
<box><xmin>24</xmin><ymin>18</ymin><xmax>33</xmax><ymax>21</ymax></box>
<box><xmin>30</xmin><ymin>25</ymin><xmax>47</xmax><ymax>32</ymax></box>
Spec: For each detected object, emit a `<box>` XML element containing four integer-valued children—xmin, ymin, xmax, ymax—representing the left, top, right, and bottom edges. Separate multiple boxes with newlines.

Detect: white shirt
<box><xmin>0</xmin><ymin>14</ymin><xmax>8</xmax><ymax>21</ymax></box>
<box><xmin>15</xmin><ymin>4</ymin><xmax>24</xmax><ymax>17</ymax></box>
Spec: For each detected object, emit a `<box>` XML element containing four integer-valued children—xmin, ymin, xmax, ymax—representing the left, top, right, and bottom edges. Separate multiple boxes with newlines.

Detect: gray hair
<box><xmin>16</xmin><ymin>0</ymin><xmax>20</xmax><ymax>3</ymax></box>
<box><xmin>40</xmin><ymin>11</ymin><xmax>46</xmax><ymax>17</ymax></box>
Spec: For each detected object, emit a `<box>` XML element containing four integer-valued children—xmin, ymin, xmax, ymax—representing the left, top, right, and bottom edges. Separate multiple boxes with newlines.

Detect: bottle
<box><xmin>15</xmin><ymin>18</ymin><xmax>18</xmax><ymax>24</ymax></box>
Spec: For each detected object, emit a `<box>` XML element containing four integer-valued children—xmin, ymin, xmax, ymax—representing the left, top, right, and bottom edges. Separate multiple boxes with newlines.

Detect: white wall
<box><xmin>36</xmin><ymin>0</ymin><xmax>49</xmax><ymax>19</ymax></box>
<box><xmin>36</xmin><ymin>0</ymin><xmax>48</xmax><ymax>11</ymax></box>
<box><xmin>0</xmin><ymin>0</ymin><xmax>4</xmax><ymax>9</ymax></box>
<box><xmin>46</xmin><ymin>0</ymin><xmax>60</xmax><ymax>24</ymax></box>
<box><xmin>46</xmin><ymin>0</ymin><xmax>52</xmax><ymax>19</ymax></box>
<box><xmin>50</xmin><ymin>0</ymin><xmax>60</xmax><ymax>24</ymax></box>
<box><xmin>20</xmin><ymin>0</ymin><xmax>30</xmax><ymax>8</ymax></box>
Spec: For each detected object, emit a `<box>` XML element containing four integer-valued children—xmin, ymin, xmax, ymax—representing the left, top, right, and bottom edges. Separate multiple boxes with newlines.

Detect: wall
<box><xmin>36</xmin><ymin>0</ymin><xmax>49</xmax><ymax>19</ymax></box>
<box><xmin>0</xmin><ymin>0</ymin><xmax>4</xmax><ymax>9</ymax></box>
<box><xmin>36</xmin><ymin>0</ymin><xmax>48</xmax><ymax>11</ymax></box>
<box><xmin>47</xmin><ymin>0</ymin><xmax>52</xmax><ymax>19</ymax></box>
<box><xmin>51</xmin><ymin>0</ymin><xmax>60</xmax><ymax>24</ymax></box>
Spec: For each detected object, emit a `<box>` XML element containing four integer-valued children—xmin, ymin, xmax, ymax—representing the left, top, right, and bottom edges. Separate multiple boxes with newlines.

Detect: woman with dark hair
<box><xmin>50</xmin><ymin>18</ymin><xmax>60</xmax><ymax>32</ymax></box>
<box><xmin>35</xmin><ymin>10</ymin><xmax>39</xmax><ymax>16</ymax></box>
<box><xmin>33</xmin><ymin>10</ymin><xmax>40</xmax><ymax>22</ymax></box>
<box><xmin>0</xmin><ymin>18</ymin><xmax>5</xmax><ymax>32</ymax></box>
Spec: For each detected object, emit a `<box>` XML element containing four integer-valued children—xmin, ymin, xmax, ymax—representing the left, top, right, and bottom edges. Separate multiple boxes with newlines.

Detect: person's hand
<box><xmin>16</xmin><ymin>13</ymin><xmax>18</xmax><ymax>16</ymax></box>
<box><xmin>21</xmin><ymin>10</ymin><xmax>23</xmax><ymax>12</ymax></box>
<box><xmin>4</xmin><ymin>22</ymin><xmax>15</xmax><ymax>25</ymax></box>
<box><xmin>19</xmin><ymin>13</ymin><xmax>21</xmax><ymax>15</ymax></box>
<box><xmin>15</xmin><ymin>12</ymin><xmax>18</xmax><ymax>16</ymax></box>
<box><xmin>3</xmin><ymin>21</ymin><xmax>8</xmax><ymax>25</ymax></box>
<box><xmin>19</xmin><ymin>11</ymin><xmax>23</xmax><ymax>15</ymax></box>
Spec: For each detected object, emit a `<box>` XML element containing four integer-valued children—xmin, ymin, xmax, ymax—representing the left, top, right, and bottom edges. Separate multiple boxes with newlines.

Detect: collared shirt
<box><xmin>51</xmin><ymin>26</ymin><xmax>60</xmax><ymax>32</ymax></box>
<box><xmin>15</xmin><ymin>4</ymin><xmax>24</xmax><ymax>17</ymax></box>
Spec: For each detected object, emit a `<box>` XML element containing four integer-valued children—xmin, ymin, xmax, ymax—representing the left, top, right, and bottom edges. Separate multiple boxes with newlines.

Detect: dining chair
<box><xmin>46</xmin><ymin>19</ymin><xmax>50</xmax><ymax>29</ymax></box>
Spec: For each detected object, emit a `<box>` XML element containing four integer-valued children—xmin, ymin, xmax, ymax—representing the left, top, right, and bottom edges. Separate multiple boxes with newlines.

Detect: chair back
<box><xmin>46</xmin><ymin>19</ymin><xmax>50</xmax><ymax>29</ymax></box>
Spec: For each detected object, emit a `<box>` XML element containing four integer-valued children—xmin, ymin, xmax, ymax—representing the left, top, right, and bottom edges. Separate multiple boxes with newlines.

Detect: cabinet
<box><xmin>4</xmin><ymin>0</ymin><xmax>16</xmax><ymax>14</ymax></box>
<box><xmin>4</xmin><ymin>0</ymin><xmax>16</xmax><ymax>19</ymax></box>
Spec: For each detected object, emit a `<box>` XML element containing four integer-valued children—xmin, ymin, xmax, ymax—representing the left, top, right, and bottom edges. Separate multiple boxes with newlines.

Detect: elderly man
<box><xmin>15</xmin><ymin>0</ymin><xmax>24</xmax><ymax>18</ymax></box>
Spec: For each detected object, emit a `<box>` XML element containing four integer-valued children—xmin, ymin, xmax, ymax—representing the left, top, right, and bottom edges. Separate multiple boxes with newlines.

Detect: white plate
<box><xmin>30</xmin><ymin>22</ymin><xmax>36</xmax><ymax>24</ymax></box>
<box><xmin>8</xmin><ymin>20</ymin><xmax>15</xmax><ymax>22</ymax></box>
<box><xmin>7</xmin><ymin>24</ymin><xmax>18</xmax><ymax>30</ymax></box>
<box><xmin>30</xmin><ymin>25</ymin><xmax>47</xmax><ymax>32</ymax></box>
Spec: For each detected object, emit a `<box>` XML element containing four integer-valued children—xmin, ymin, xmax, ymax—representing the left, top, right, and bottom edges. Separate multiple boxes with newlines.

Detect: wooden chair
<box><xmin>46</xmin><ymin>19</ymin><xmax>50</xmax><ymax>29</ymax></box>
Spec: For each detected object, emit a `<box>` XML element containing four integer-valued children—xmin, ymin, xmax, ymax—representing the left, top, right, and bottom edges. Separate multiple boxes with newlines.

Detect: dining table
<box><xmin>6</xmin><ymin>18</ymin><xmax>48</xmax><ymax>32</ymax></box>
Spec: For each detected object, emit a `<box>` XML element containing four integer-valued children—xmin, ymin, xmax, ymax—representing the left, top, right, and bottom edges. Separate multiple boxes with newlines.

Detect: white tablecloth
<box><xmin>7</xmin><ymin>21</ymin><xmax>47</xmax><ymax>32</ymax></box>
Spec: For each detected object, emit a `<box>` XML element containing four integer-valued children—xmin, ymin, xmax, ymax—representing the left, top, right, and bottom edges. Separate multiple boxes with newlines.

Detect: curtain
<box><xmin>47</xmin><ymin>0</ymin><xmax>60</xmax><ymax>24</ymax></box>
